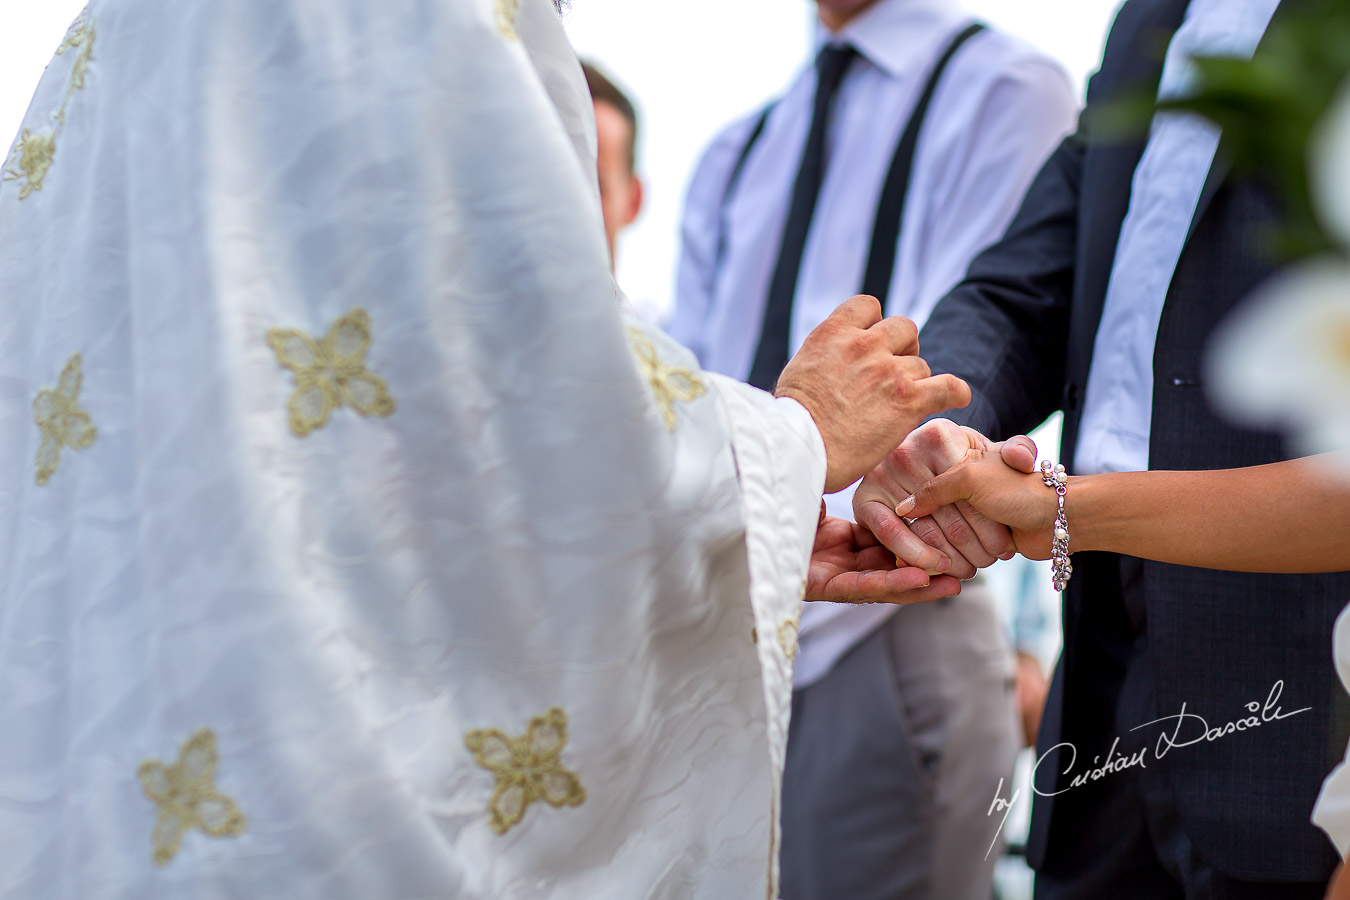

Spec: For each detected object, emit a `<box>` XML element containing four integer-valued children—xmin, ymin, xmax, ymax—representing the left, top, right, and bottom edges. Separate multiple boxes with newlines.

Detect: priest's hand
<box><xmin>854</xmin><ymin>422</ymin><xmax>1036</xmax><ymax>578</ymax></box>
<box><xmin>807</xmin><ymin>512</ymin><xmax>963</xmax><ymax>605</ymax></box>
<box><xmin>775</xmin><ymin>295</ymin><xmax>971</xmax><ymax>493</ymax></box>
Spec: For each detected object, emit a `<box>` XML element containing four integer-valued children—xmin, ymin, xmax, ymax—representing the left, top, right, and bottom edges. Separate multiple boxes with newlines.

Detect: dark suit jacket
<box><xmin>919</xmin><ymin>0</ymin><xmax>1350</xmax><ymax>882</ymax></box>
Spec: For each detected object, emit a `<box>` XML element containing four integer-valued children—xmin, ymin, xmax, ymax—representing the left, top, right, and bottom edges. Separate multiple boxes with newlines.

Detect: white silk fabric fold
<box><xmin>0</xmin><ymin>0</ymin><xmax>825</xmax><ymax>897</ymax></box>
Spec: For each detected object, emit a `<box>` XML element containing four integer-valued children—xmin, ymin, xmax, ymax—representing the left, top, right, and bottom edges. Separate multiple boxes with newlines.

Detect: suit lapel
<box><xmin>1060</xmin><ymin>0</ymin><xmax>1190</xmax><ymax>472</ymax></box>
<box><xmin>1181</xmin><ymin>0</ymin><xmax>1296</xmax><ymax>251</ymax></box>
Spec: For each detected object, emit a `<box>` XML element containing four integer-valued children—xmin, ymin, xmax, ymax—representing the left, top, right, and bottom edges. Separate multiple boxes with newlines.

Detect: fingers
<box><xmin>910</xmin><ymin>373</ymin><xmax>971</xmax><ymax>417</ymax></box>
<box><xmin>855</xmin><ymin>500</ymin><xmax>951</xmax><ymax>575</ymax></box>
<box><xmin>929</xmin><ymin>502</ymin><xmax>1004</xmax><ymax>569</ymax></box>
<box><xmin>999</xmin><ymin>435</ymin><xmax>1039</xmax><ymax>474</ymax></box>
<box><xmin>894</xmin><ymin>355</ymin><xmax>932</xmax><ymax>381</ymax></box>
<box><xmin>959</xmin><ymin>424</ymin><xmax>995</xmax><ymax>452</ymax></box>
<box><xmin>826</xmin><ymin>294</ymin><xmax>884</xmax><ymax>330</ymax></box>
<box><xmin>904</xmin><ymin>513</ymin><xmax>979</xmax><ymax>580</ymax></box>
<box><xmin>957</xmin><ymin>499</ymin><xmax>1018</xmax><ymax>561</ymax></box>
<box><xmin>811</xmin><ymin>569</ymin><xmax>964</xmax><ymax>605</ymax></box>
<box><xmin>870</xmin><ymin>314</ymin><xmax>920</xmax><ymax>356</ymax></box>
<box><xmin>896</xmin><ymin>466</ymin><xmax>973</xmax><ymax>520</ymax></box>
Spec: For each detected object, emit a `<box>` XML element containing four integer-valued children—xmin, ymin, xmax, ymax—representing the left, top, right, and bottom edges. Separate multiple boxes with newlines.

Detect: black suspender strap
<box><xmin>711</xmin><ymin>102</ymin><xmax>776</xmax><ymax>285</ymax></box>
<box><xmin>860</xmin><ymin>22</ymin><xmax>986</xmax><ymax>307</ymax></box>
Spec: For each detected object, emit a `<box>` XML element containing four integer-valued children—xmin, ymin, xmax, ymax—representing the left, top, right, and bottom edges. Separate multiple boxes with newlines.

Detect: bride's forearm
<box><xmin>1067</xmin><ymin>456</ymin><xmax>1350</xmax><ymax>573</ymax></box>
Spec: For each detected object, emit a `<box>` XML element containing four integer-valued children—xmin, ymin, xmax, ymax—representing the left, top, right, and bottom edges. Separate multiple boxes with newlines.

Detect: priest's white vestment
<box><xmin>0</xmin><ymin>0</ymin><xmax>826</xmax><ymax>896</ymax></box>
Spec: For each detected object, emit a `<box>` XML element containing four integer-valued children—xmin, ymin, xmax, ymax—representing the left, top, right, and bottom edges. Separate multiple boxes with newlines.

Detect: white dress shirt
<box><xmin>670</xmin><ymin>0</ymin><xmax>1076</xmax><ymax>687</ymax></box>
<box><xmin>1074</xmin><ymin>0</ymin><xmax>1282</xmax><ymax>475</ymax></box>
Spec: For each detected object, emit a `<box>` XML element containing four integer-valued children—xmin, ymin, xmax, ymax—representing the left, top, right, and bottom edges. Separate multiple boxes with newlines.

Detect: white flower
<box><xmin>1208</xmin><ymin>259</ymin><xmax>1350</xmax><ymax>462</ymax></box>
<box><xmin>1312</xmin><ymin>78</ymin><xmax>1350</xmax><ymax>248</ymax></box>
<box><xmin>1206</xmin><ymin>79</ymin><xmax>1350</xmax><ymax>478</ymax></box>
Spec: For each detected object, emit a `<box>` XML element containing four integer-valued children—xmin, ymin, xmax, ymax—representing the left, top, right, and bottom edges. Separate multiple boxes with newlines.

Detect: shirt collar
<box><xmin>815</xmin><ymin>0</ymin><xmax>972</xmax><ymax>80</ymax></box>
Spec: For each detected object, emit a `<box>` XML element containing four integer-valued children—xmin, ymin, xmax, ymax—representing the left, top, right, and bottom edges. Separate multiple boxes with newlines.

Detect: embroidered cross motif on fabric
<box><xmin>626</xmin><ymin>327</ymin><xmax>707</xmax><ymax>432</ymax></box>
<box><xmin>33</xmin><ymin>353</ymin><xmax>97</xmax><ymax>486</ymax></box>
<box><xmin>495</xmin><ymin>0</ymin><xmax>522</xmax><ymax>39</ymax></box>
<box><xmin>778</xmin><ymin>615</ymin><xmax>800</xmax><ymax>661</ymax></box>
<box><xmin>266</xmin><ymin>307</ymin><xmax>396</xmax><ymax>437</ymax></box>
<box><xmin>138</xmin><ymin>728</ymin><xmax>247</xmax><ymax>867</ymax></box>
<box><xmin>465</xmin><ymin>707</ymin><xmax>586</xmax><ymax>835</ymax></box>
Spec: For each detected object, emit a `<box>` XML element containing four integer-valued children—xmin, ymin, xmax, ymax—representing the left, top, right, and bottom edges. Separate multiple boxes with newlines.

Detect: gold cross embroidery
<box><xmin>33</xmin><ymin>353</ymin><xmax>97</xmax><ymax>486</ymax></box>
<box><xmin>2</xmin><ymin>10</ymin><xmax>95</xmax><ymax>200</ymax></box>
<box><xmin>495</xmin><ymin>0</ymin><xmax>522</xmax><ymax>39</ymax></box>
<box><xmin>138</xmin><ymin>728</ymin><xmax>247</xmax><ymax>867</ymax></box>
<box><xmin>627</xmin><ymin>327</ymin><xmax>706</xmax><ymax>432</ymax></box>
<box><xmin>266</xmin><ymin>307</ymin><xmax>396</xmax><ymax>437</ymax></box>
<box><xmin>778</xmin><ymin>615</ymin><xmax>800</xmax><ymax>661</ymax></box>
<box><xmin>2</xmin><ymin>130</ymin><xmax>57</xmax><ymax>200</ymax></box>
<box><xmin>55</xmin><ymin>9</ymin><xmax>96</xmax><ymax>93</ymax></box>
<box><xmin>465</xmin><ymin>707</ymin><xmax>586</xmax><ymax>835</ymax></box>
<box><xmin>777</xmin><ymin>578</ymin><xmax>806</xmax><ymax>661</ymax></box>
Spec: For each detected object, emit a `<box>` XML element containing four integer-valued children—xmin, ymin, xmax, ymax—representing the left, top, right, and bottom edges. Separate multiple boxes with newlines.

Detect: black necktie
<box><xmin>746</xmin><ymin>43</ymin><xmax>857</xmax><ymax>391</ymax></box>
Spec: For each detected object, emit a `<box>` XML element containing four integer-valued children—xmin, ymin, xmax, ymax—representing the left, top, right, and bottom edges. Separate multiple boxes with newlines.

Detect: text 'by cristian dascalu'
<box><xmin>982</xmin><ymin>679</ymin><xmax>1311</xmax><ymax>859</ymax></box>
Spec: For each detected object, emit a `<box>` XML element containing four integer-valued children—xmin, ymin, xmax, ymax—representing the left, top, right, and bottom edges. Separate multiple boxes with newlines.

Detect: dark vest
<box><xmin>1030</xmin><ymin>0</ymin><xmax>1350</xmax><ymax>880</ymax></box>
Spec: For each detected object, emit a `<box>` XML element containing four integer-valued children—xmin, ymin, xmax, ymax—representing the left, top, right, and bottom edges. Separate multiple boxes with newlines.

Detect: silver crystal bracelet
<box><xmin>1039</xmin><ymin>460</ymin><xmax>1072</xmax><ymax>591</ymax></box>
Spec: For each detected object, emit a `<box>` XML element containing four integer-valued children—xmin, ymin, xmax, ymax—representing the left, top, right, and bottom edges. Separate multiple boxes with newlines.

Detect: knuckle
<box><xmin>868</xmin><ymin>511</ymin><xmax>903</xmax><ymax>544</ymax></box>
<box><xmin>892</xmin><ymin>317</ymin><xmax>918</xmax><ymax>344</ymax></box>
<box><xmin>914</xmin><ymin>423</ymin><xmax>943</xmax><ymax>451</ymax></box>
<box><xmin>893</xmin><ymin>371</ymin><xmax>915</xmax><ymax>403</ymax></box>
<box><xmin>910</xmin><ymin>517</ymin><xmax>944</xmax><ymax>547</ymax></box>
<box><xmin>944</xmin><ymin>516</ymin><xmax>976</xmax><ymax>546</ymax></box>
<box><xmin>961</xmin><ymin>425</ymin><xmax>990</xmax><ymax>449</ymax></box>
<box><xmin>846</xmin><ymin>330</ymin><xmax>873</xmax><ymax>356</ymax></box>
<box><xmin>889</xmin><ymin>443</ymin><xmax>917</xmax><ymax>470</ymax></box>
<box><xmin>957</xmin><ymin>499</ymin><xmax>992</xmax><ymax>525</ymax></box>
<box><xmin>815</xmin><ymin>320</ymin><xmax>843</xmax><ymax>343</ymax></box>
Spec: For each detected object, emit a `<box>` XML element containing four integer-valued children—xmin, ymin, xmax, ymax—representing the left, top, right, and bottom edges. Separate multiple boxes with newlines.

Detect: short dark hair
<box><xmin>582</xmin><ymin>61</ymin><xmax>639</xmax><ymax>173</ymax></box>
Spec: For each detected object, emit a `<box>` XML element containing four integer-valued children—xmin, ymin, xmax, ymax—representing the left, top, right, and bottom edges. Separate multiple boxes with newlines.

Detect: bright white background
<box><xmin>1</xmin><ymin>1</ymin><xmax>88</xmax><ymax>147</ymax></box>
<box><xmin>10</xmin><ymin>1</ymin><xmax>1121</xmax><ymax>315</ymax></box>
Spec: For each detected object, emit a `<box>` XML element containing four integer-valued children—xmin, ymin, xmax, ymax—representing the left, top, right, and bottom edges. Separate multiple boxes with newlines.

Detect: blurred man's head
<box><xmin>583</xmin><ymin>62</ymin><xmax>644</xmax><ymax>268</ymax></box>
<box><xmin>816</xmin><ymin>0</ymin><xmax>881</xmax><ymax>31</ymax></box>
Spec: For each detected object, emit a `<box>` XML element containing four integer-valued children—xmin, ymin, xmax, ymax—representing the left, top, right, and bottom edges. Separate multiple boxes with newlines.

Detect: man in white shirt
<box><xmin>669</xmin><ymin>0</ymin><xmax>1076</xmax><ymax>896</ymax></box>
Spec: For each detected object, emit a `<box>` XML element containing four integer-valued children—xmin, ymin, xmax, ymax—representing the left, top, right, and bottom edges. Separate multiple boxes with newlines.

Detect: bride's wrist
<box><xmin>1063</xmin><ymin>474</ymin><xmax>1098</xmax><ymax>554</ymax></box>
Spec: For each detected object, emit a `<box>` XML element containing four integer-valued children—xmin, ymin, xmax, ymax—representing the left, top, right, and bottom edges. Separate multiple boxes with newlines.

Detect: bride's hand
<box><xmin>894</xmin><ymin>436</ymin><xmax>1058</xmax><ymax>560</ymax></box>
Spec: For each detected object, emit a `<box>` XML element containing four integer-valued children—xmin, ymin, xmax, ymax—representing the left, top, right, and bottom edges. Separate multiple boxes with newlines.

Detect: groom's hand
<box><xmin>807</xmin><ymin>513</ymin><xmax>963</xmax><ymax>605</ymax></box>
<box><xmin>775</xmin><ymin>295</ymin><xmax>970</xmax><ymax>493</ymax></box>
<box><xmin>854</xmin><ymin>420</ymin><xmax>1033</xmax><ymax>578</ymax></box>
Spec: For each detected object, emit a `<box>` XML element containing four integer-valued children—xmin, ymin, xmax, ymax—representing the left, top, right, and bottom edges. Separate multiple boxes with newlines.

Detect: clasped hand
<box><xmin>807</xmin><ymin>418</ymin><xmax>1056</xmax><ymax>605</ymax></box>
<box><xmin>768</xmin><ymin>296</ymin><xmax>1054</xmax><ymax>606</ymax></box>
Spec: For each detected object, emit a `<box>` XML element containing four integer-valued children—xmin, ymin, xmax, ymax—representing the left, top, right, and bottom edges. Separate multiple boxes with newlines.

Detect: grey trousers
<box><xmin>780</xmin><ymin>584</ymin><xmax>1020</xmax><ymax>900</ymax></box>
